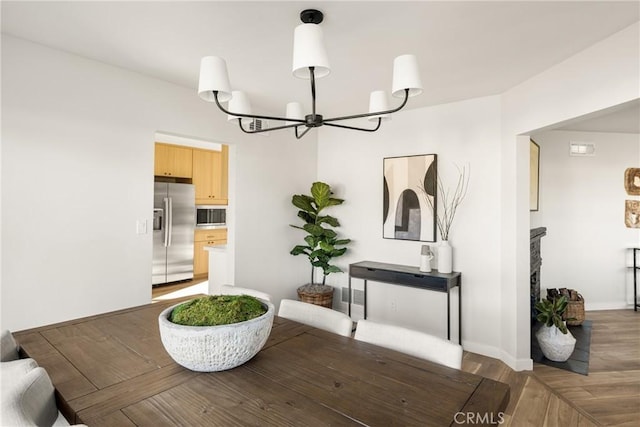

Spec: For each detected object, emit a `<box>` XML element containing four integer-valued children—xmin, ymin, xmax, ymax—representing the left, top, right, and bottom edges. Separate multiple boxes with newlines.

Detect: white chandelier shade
<box><xmin>292</xmin><ymin>24</ymin><xmax>331</xmax><ymax>79</ymax></box>
<box><xmin>392</xmin><ymin>54</ymin><xmax>423</xmax><ymax>98</ymax></box>
<box><xmin>198</xmin><ymin>9</ymin><xmax>422</xmax><ymax>139</ymax></box>
<box><xmin>286</xmin><ymin>102</ymin><xmax>305</xmax><ymax>125</ymax></box>
<box><xmin>368</xmin><ymin>91</ymin><xmax>391</xmax><ymax>122</ymax></box>
<box><xmin>198</xmin><ymin>56</ymin><xmax>232</xmax><ymax>103</ymax></box>
<box><xmin>227</xmin><ymin>91</ymin><xmax>252</xmax><ymax>126</ymax></box>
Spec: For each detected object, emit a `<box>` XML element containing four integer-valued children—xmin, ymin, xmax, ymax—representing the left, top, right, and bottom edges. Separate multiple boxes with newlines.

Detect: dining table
<box><xmin>14</xmin><ymin>297</ymin><xmax>509</xmax><ymax>426</ymax></box>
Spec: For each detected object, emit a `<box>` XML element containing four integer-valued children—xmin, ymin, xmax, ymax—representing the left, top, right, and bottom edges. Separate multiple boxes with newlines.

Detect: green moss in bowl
<box><xmin>169</xmin><ymin>295</ymin><xmax>267</xmax><ymax>327</ymax></box>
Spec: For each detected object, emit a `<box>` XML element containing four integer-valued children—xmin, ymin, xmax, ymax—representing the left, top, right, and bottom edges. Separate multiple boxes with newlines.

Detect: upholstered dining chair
<box><xmin>278</xmin><ymin>299</ymin><xmax>353</xmax><ymax>337</ymax></box>
<box><xmin>354</xmin><ymin>319</ymin><xmax>463</xmax><ymax>369</ymax></box>
<box><xmin>219</xmin><ymin>285</ymin><xmax>272</xmax><ymax>302</ymax></box>
<box><xmin>0</xmin><ymin>366</ymin><xmax>85</xmax><ymax>427</ymax></box>
<box><xmin>1</xmin><ymin>329</ymin><xmax>20</xmax><ymax>362</ymax></box>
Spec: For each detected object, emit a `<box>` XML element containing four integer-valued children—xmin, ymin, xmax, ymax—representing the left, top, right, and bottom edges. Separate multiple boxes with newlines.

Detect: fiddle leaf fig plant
<box><xmin>535</xmin><ymin>295</ymin><xmax>569</xmax><ymax>334</ymax></box>
<box><xmin>290</xmin><ymin>182</ymin><xmax>350</xmax><ymax>285</ymax></box>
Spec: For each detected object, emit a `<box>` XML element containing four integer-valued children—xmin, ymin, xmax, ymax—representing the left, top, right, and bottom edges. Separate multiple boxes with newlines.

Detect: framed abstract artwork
<box><xmin>383</xmin><ymin>154</ymin><xmax>437</xmax><ymax>242</ymax></box>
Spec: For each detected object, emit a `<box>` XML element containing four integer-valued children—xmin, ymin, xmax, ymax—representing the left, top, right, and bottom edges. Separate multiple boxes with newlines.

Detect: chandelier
<box><xmin>198</xmin><ymin>9</ymin><xmax>422</xmax><ymax>139</ymax></box>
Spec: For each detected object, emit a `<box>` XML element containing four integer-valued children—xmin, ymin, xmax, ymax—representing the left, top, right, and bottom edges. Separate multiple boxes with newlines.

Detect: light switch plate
<box><xmin>136</xmin><ymin>219</ymin><xmax>148</xmax><ymax>234</ymax></box>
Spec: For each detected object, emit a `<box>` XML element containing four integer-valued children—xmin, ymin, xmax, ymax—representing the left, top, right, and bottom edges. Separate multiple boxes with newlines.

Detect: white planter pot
<box><xmin>536</xmin><ymin>324</ymin><xmax>576</xmax><ymax>362</ymax></box>
<box><xmin>159</xmin><ymin>298</ymin><xmax>275</xmax><ymax>372</ymax></box>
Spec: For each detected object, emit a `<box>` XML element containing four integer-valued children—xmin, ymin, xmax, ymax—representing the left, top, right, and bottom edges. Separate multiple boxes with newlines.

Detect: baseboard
<box><xmin>500</xmin><ymin>350</ymin><xmax>533</xmax><ymax>372</ymax></box>
<box><xmin>461</xmin><ymin>341</ymin><xmax>533</xmax><ymax>372</ymax></box>
<box><xmin>462</xmin><ymin>340</ymin><xmax>502</xmax><ymax>360</ymax></box>
<box><xmin>585</xmin><ymin>301</ymin><xmax>631</xmax><ymax>311</ymax></box>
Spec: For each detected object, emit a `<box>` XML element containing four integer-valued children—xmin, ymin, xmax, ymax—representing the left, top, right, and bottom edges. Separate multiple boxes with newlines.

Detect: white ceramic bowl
<box><xmin>158</xmin><ymin>298</ymin><xmax>275</xmax><ymax>372</ymax></box>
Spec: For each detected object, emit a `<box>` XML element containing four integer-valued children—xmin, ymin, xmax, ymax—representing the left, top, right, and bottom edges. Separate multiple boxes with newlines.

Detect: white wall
<box><xmin>1</xmin><ymin>36</ymin><xmax>316</xmax><ymax>331</ymax></box>
<box><xmin>500</xmin><ymin>21</ymin><xmax>639</xmax><ymax>370</ymax></box>
<box><xmin>317</xmin><ymin>95</ymin><xmax>503</xmax><ymax>357</ymax></box>
<box><xmin>232</xmin><ymin>132</ymin><xmax>318</xmax><ymax>305</ymax></box>
<box><xmin>531</xmin><ymin>130</ymin><xmax>640</xmax><ymax>310</ymax></box>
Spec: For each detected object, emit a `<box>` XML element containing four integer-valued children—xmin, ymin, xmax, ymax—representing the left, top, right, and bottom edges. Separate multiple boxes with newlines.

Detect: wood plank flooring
<box><xmin>151</xmin><ymin>278</ymin><xmax>207</xmax><ymax>300</ymax></box>
<box><xmin>464</xmin><ymin>309</ymin><xmax>639</xmax><ymax>426</ymax></box>
<box><xmin>151</xmin><ymin>283</ymin><xmax>638</xmax><ymax>426</ymax></box>
<box><xmin>532</xmin><ymin>310</ymin><xmax>639</xmax><ymax>426</ymax></box>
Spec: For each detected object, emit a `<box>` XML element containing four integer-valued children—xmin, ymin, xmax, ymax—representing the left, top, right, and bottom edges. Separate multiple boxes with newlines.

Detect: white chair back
<box><xmin>1</xmin><ymin>358</ymin><xmax>39</xmax><ymax>383</ymax></box>
<box><xmin>354</xmin><ymin>319</ymin><xmax>463</xmax><ymax>369</ymax></box>
<box><xmin>278</xmin><ymin>299</ymin><xmax>353</xmax><ymax>337</ymax></box>
<box><xmin>219</xmin><ymin>285</ymin><xmax>272</xmax><ymax>302</ymax></box>
<box><xmin>1</xmin><ymin>330</ymin><xmax>19</xmax><ymax>362</ymax></box>
<box><xmin>0</xmin><ymin>367</ymin><xmax>65</xmax><ymax>426</ymax></box>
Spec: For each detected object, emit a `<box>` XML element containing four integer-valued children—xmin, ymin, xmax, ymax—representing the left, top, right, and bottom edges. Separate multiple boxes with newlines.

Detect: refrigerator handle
<box><xmin>163</xmin><ymin>197</ymin><xmax>170</xmax><ymax>247</ymax></box>
<box><xmin>167</xmin><ymin>197</ymin><xmax>173</xmax><ymax>247</ymax></box>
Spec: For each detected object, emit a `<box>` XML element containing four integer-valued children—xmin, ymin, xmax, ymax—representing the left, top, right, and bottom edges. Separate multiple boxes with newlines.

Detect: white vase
<box><xmin>535</xmin><ymin>324</ymin><xmax>576</xmax><ymax>362</ymax></box>
<box><xmin>437</xmin><ymin>240</ymin><xmax>453</xmax><ymax>273</ymax></box>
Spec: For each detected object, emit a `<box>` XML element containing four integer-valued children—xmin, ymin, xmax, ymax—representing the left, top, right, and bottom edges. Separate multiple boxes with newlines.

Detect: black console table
<box><xmin>348</xmin><ymin>261</ymin><xmax>462</xmax><ymax>343</ymax></box>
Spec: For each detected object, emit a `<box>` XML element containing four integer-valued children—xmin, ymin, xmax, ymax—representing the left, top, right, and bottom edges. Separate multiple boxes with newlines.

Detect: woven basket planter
<box><xmin>546</xmin><ymin>288</ymin><xmax>585</xmax><ymax>326</ymax></box>
<box><xmin>158</xmin><ymin>298</ymin><xmax>275</xmax><ymax>372</ymax></box>
<box><xmin>563</xmin><ymin>295</ymin><xmax>585</xmax><ymax>326</ymax></box>
<box><xmin>297</xmin><ymin>284</ymin><xmax>334</xmax><ymax>308</ymax></box>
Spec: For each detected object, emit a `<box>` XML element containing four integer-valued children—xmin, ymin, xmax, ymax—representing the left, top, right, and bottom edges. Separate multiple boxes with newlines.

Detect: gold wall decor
<box><xmin>625</xmin><ymin>200</ymin><xmax>640</xmax><ymax>228</ymax></box>
<box><xmin>624</xmin><ymin>168</ymin><xmax>640</xmax><ymax>195</ymax></box>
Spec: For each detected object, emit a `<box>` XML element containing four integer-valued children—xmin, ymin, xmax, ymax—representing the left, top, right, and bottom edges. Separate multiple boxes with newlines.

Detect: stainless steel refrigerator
<box><xmin>153</xmin><ymin>182</ymin><xmax>195</xmax><ymax>285</ymax></box>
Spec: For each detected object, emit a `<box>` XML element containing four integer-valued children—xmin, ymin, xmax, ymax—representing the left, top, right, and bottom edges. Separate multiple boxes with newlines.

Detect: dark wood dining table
<box><xmin>14</xmin><ymin>297</ymin><xmax>509</xmax><ymax>426</ymax></box>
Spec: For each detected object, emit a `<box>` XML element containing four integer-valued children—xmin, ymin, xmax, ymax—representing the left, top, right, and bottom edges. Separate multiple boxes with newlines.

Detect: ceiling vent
<box><xmin>569</xmin><ymin>142</ymin><xmax>595</xmax><ymax>156</ymax></box>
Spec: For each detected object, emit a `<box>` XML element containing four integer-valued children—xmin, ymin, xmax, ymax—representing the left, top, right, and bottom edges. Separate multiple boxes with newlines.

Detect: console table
<box><xmin>348</xmin><ymin>261</ymin><xmax>462</xmax><ymax>343</ymax></box>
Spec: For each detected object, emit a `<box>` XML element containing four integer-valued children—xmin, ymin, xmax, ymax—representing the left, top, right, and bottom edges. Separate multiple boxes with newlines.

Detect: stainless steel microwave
<box><xmin>196</xmin><ymin>206</ymin><xmax>226</xmax><ymax>228</ymax></box>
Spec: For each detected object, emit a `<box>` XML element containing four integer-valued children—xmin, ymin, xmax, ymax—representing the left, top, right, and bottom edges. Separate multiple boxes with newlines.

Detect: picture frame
<box><xmin>383</xmin><ymin>154</ymin><xmax>437</xmax><ymax>242</ymax></box>
<box><xmin>530</xmin><ymin>139</ymin><xmax>540</xmax><ymax>211</ymax></box>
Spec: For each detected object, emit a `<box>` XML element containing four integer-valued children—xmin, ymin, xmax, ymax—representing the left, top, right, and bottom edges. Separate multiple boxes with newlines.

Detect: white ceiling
<box><xmin>2</xmin><ymin>1</ymin><xmax>639</xmax><ymax>127</ymax></box>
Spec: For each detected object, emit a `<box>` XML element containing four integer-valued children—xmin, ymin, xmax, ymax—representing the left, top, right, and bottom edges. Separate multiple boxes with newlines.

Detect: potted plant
<box><xmin>290</xmin><ymin>181</ymin><xmax>351</xmax><ymax>307</ymax></box>
<box><xmin>534</xmin><ymin>295</ymin><xmax>576</xmax><ymax>362</ymax></box>
<box><xmin>158</xmin><ymin>295</ymin><xmax>275</xmax><ymax>372</ymax></box>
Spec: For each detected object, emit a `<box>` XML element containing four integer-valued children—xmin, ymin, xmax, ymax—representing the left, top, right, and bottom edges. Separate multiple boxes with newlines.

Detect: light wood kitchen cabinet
<box><xmin>193</xmin><ymin>228</ymin><xmax>227</xmax><ymax>277</ymax></box>
<box><xmin>193</xmin><ymin>145</ymin><xmax>228</xmax><ymax>205</ymax></box>
<box><xmin>154</xmin><ymin>143</ymin><xmax>193</xmax><ymax>178</ymax></box>
<box><xmin>220</xmin><ymin>144</ymin><xmax>229</xmax><ymax>201</ymax></box>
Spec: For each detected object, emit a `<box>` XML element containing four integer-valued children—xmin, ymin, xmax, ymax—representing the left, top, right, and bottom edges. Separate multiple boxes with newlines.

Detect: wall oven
<box><xmin>196</xmin><ymin>206</ymin><xmax>226</xmax><ymax>228</ymax></box>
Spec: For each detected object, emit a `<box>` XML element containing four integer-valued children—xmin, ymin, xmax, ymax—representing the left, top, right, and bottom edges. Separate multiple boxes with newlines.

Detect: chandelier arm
<box><xmin>322</xmin><ymin>89</ymin><xmax>409</xmax><ymax>123</ymax></box>
<box><xmin>237</xmin><ymin>119</ymin><xmax>303</xmax><ymax>134</ymax></box>
<box><xmin>309</xmin><ymin>67</ymin><xmax>317</xmax><ymax>120</ymax></box>
<box><xmin>295</xmin><ymin>126</ymin><xmax>313</xmax><ymax>139</ymax></box>
<box><xmin>323</xmin><ymin>118</ymin><xmax>382</xmax><ymax>132</ymax></box>
<box><xmin>213</xmin><ymin>91</ymin><xmax>306</xmax><ymax>124</ymax></box>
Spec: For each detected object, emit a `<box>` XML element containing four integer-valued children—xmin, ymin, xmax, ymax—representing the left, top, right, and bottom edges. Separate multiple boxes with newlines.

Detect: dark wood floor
<box><xmin>151</xmin><ymin>283</ymin><xmax>639</xmax><ymax>426</ymax></box>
